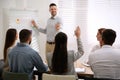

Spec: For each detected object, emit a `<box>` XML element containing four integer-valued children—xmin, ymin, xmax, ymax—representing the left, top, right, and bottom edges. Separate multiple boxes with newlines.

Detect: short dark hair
<box><xmin>19</xmin><ymin>29</ymin><xmax>32</xmax><ymax>43</ymax></box>
<box><xmin>49</xmin><ymin>3</ymin><xmax>57</xmax><ymax>8</ymax></box>
<box><xmin>102</xmin><ymin>29</ymin><xmax>116</xmax><ymax>45</ymax></box>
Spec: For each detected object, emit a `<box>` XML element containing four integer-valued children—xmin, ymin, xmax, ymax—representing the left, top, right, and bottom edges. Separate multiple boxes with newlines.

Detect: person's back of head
<box><xmin>19</xmin><ymin>29</ymin><xmax>32</xmax><ymax>44</ymax></box>
<box><xmin>4</xmin><ymin>28</ymin><xmax>17</xmax><ymax>61</ymax></box>
<box><xmin>52</xmin><ymin>32</ymin><xmax>68</xmax><ymax>74</ymax></box>
<box><xmin>102</xmin><ymin>29</ymin><xmax>116</xmax><ymax>46</ymax></box>
<box><xmin>55</xmin><ymin>32</ymin><xmax>67</xmax><ymax>45</ymax></box>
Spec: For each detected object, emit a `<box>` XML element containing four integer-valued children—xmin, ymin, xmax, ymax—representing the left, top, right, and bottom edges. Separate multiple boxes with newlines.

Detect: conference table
<box><xmin>34</xmin><ymin>60</ymin><xmax>94</xmax><ymax>80</ymax></box>
<box><xmin>74</xmin><ymin>60</ymin><xmax>94</xmax><ymax>79</ymax></box>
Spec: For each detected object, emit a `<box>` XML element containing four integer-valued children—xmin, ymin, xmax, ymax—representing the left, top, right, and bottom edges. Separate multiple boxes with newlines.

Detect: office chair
<box><xmin>3</xmin><ymin>71</ymin><xmax>29</xmax><ymax>80</ymax></box>
<box><xmin>42</xmin><ymin>73</ymin><xmax>76</xmax><ymax>80</ymax></box>
<box><xmin>0</xmin><ymin>59</ymin><xmax>4</xmax><ymax>80</ymax></box>
<box><xmin>84</xmin><ymin>77</ymin><xmax>118</xmax><ymax>80</ymax></box>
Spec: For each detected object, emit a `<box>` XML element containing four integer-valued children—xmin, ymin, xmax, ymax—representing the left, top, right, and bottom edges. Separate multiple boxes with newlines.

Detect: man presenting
<box><xmin>32</xmin><ymin>3</ymin><xmax>62</xmax><ymax>53</ymax></box>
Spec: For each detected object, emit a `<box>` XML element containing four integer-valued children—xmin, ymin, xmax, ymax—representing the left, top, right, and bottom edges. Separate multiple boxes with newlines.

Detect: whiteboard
<box><xmin>9</xmin><ymin>9</ymin><xmax>39</xmax><ymax>35</ymax></box>
<box><xmin>8</xmin><ymin>9</ymin><xmax>40</xmax><ymax>52</ymax></box>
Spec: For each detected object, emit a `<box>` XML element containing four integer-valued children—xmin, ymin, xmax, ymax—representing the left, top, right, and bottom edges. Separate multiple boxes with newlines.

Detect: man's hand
<box><xmin>55</xmin><ymin>23</ymin><xmax>60</xmax><ymax>31</ymax></box>
<box><xmin>31</xmin><ymin>20</ymin><xmax>38</xmax><ymax>29</ymax></box>
<box><xmin>74</xmin><ymin>26</ymin><xmax>81</xmax><ymax>38</ymax></box>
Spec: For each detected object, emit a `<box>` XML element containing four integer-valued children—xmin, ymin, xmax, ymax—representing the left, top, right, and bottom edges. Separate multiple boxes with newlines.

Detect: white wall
<box><xmin>87</xmin><ymin>0</ymin><xmax>120</xmax><ymax>49</ymax></box>
<box><xmin>0</xmin><ymin>0</ymin><xmax>50</xmax><ymax>60</ymax></box>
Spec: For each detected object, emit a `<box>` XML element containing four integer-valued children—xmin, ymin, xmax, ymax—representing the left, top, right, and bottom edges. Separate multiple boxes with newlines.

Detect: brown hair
<box><xmin>98</xmin><ymin>28</ymin><xmax>106</xmax><ymax>35</ymax></box>
<box><xmin>4</xmin><ymin>28</ymin><xmax>17</xmax><ymax>61</ymax></box>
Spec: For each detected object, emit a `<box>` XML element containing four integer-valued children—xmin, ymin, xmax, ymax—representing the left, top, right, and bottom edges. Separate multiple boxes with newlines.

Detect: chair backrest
<box><xmin>84</xmin><ymin>77</ymin><xmax>118</xmax><ymax>80</ymax></box>
<box><xmin>42</xmin><ymin>73</ymin><xmax>76</xmax><ymax>80</ymax></box>
<box><xmin>3</xmin><ymin>71</ymin><xmax>29</xmax><ymax>80</ymax></box>
<box><xmin>0</xmin><ymin>59</ymin><xmax>4</xmax><ymax>76</ymax></box>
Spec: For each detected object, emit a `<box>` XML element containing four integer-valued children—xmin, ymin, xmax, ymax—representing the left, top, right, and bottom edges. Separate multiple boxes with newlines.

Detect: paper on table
<box><xmin>34</xmin><ymin>67</ymin><xmax>37</xmax><ymax>70</ymax></box>
<box><xmin>82</xmin><ymin>62</ymin><xmax>90</xmax><ymax>67</ymax></box>
<box><xmin>75</xmin><ymin>68</ymin><xmax>85</xmax><ymax>72</ymax></box>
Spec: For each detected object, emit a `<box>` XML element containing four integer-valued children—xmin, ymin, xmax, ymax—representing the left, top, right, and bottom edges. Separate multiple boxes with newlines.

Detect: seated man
<box><xmin>88</xmin><ymin>29</ymin><xmax>120</xmax><ymax>79</ymax></box>
<box><xmin>8</xmin><ymin>29</ymin><xmax>48</xmax><ymax>80</ymax></box>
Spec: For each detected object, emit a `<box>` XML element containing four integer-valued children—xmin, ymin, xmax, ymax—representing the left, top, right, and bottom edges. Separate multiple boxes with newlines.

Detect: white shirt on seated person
<box><xmin>88</xmin><ymin>29</ymin><xmax>120</xmax><ymax>79</ymax></box>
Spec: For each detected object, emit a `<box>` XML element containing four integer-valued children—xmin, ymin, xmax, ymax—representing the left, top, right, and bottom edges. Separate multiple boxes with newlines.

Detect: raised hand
<box><xmin>74</xmin><ymin>26</ymin><xmax>81</xmax><ymax>38</ymax></box>
<box><xmin>55</xmin><ymin>23</ymin><xmax>60</xmax><ymax>31</ymax></box>
<box><xmin>31</xmin><ymin>20</ymin><xmax>38</xmax><ymax>29</ymax></box>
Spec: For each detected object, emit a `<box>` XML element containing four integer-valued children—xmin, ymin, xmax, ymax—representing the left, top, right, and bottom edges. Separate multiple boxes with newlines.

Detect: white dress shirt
<box><xmin>91</xmin><ymin>44</ymin><xmax>101</xmax><ymax>52</ymax></box>
<box><xmin>88</xmin><ymin>45</ymin><xmax>120</xmax><ymax>79</ymax></box>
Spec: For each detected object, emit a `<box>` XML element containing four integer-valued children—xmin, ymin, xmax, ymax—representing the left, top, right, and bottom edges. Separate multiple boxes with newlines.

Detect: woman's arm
<box><xmin>73</xmin><ymin>26</ymin><xmax>84</xmax><ymax>61</ymax></box>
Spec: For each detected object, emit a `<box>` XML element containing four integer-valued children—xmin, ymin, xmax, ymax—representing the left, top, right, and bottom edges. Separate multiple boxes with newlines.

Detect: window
<box><xmin>50</xmin><ymin>0</ymin><xmax>120</xmax><ymax>61</ymax></box>
<box><xmin>88</xmin><ymin>0</ymin><xmax>120</xmax><ymax>47</ymax></box>
<box><xmin>50</xmin><ymin>0</ymin><xmax>88</xmax><ymax>61</ymax></box>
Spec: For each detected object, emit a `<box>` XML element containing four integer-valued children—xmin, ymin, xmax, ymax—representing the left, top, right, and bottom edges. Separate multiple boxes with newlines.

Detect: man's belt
<box><xmin>47</xmin><ymin>41</ymin><xmax>55</xmax><ymax>44</ymax></box>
